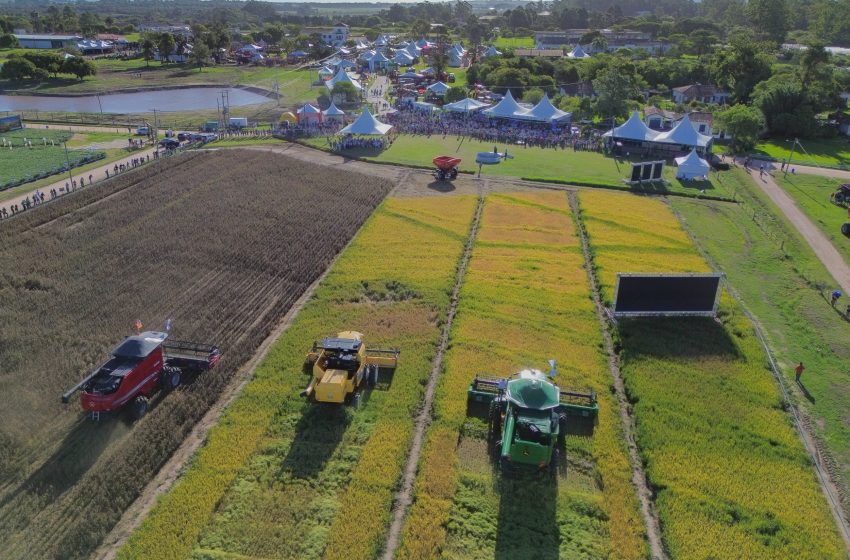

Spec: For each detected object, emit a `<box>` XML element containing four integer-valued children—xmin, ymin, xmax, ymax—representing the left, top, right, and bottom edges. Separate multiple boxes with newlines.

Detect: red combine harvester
<box><xmin>62</xmin><ymin>331</ymin><xmax>221</xmax><ymax>420</ymax></box>
<box><xmin>433</xmin><ymin>155</ymin><xmax>461</xmax><ymax>181</ymax></box>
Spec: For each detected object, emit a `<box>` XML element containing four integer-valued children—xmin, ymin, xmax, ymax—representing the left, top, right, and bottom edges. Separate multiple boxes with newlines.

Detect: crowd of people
<box><xmin>384</xmin><ymin>108</ymin><xmax>604</xmax><ymax>151</ymax></box>
<box><xmin>0</xmin><ymin>150</ymin><xmax>170</xmax><ymax>222</ymax></box>
<box><xmin>329</xmin><ymin>136</ymin><xmax>389</xmax><ymax>151</ymax></box>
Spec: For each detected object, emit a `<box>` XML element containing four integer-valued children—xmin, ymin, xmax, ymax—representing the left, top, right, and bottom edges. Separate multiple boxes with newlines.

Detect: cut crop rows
<box><xmin>577</xmin><ymin>190</ymin><xmax>845</xmax><ymax>559</ymax></box>
<box><xmin>397</xmin><ymin>191</ymin><xmax>646</xmax><ymax>560</ymax></box>
<box><xmin>118</xmin><ymin>195</ymin><xmax>479</xmax><ymax>560</ymax></box>
<box><xmin>0</xmin><ymin>150</ymin><xmax>391</xmax><ymax>560</ymax></box>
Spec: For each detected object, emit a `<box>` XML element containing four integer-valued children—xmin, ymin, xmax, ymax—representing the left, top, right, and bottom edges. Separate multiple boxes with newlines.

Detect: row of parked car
<box><xmin>158</xmin><ymin>131</ymin><xmax>219</xmax><ymax>149</ymax></box>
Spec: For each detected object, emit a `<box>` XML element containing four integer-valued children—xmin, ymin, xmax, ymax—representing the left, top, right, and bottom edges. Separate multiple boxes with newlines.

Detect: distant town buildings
<box><xmin>13</xmin><ymin>33</ymin><xmax>80</xmax><ymax>49</ymax></box>
<box><xmin>535</xmin><ymin>29</ymin><xmax>662</xmax><ymax>54</ymax></box>
<box><xmin>671</xmin><ymin>84</ymin><xmax>731</xmax><ymax>105</ymax></box>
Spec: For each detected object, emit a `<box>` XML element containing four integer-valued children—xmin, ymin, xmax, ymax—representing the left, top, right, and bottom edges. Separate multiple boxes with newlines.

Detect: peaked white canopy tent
<box><xmin>339</xmin><ymin>108</ymin><xmax>392</xmax><ymax>135</ymax></box>
<box><xmin>443</xmin><ymin>97</ymin><xmax>491</xmax><ymax>113</ymax></box>
<box><xmin>516</xmin><ymin>94</ymin><xmax>572</xmax><ymax>123</ymax></box>
<box><xmin>604</xmin><ymin>111</ymin><xmax>713</xmax><ymax>154</ymax></box>
<box><xmin>326</xmin><ymin>68</ymin><xmax>363</xmax><ymax>91</ymax></box>
<box><xmin>323</xmin><ymin>102</ymin><xmax>345</xmax><ymax>122</ymax></box>
<box><xmin>297</xmin><ymin>103</ymin><xmax>323</xmax><ymax>125</ymax></box>
<box><xmin>675</xmin><ymin>148</ymin><xmax>711</xmax><ymax>179</ymax></box>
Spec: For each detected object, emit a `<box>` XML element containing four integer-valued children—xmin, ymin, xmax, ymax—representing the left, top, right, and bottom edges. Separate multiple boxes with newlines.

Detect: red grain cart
<box><xmin>62</xmin><ymin>331</ymin><xmax>220</xmax><ymax>420</ymax></box>
<box><xmin>433</xmin><ymin>155</ymin><xmax>461</xmax><ymax>181</ymax></box>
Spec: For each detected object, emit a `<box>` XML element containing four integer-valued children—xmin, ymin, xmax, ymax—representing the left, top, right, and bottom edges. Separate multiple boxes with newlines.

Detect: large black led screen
<box><xmin>614</xmin><ymin>274</ymin><xmax>722</xmax><ymax>315</ymax></box>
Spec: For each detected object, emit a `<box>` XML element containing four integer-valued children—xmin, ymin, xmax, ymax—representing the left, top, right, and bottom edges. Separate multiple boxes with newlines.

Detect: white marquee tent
<box><xmin>339</xmin><ymin>108</ymin><xmax>392</xmax><ymax>135</ymax></box>
<box><xmin>518</xmin><ymin>94</ymin><xmax>571</xmax><ymax>123</ymax></box>
<box><xmin>326</xmin><ymin>67</ymin><xmax>363</xmax><ymax>91</ymax></box>
<box><xmin>483</xmin><ymin>90</ymin><xmax>528</xmax><ymax>119</ymax></box>
<box><xmin>443</xmin><ymin>97</ymin><xmax>490</xmax><ymax>113</ymax></box>
<box><xmin>426</xmin><ymin>81</ymin><xmax>450</xmax><ymax>96</ymax></box>
<box><xmin>323</xmin><ymin>102</ymin><xmax>345</xmax><ymax>122</ymax></box>
<box><xmin>675</xmin><ymin>148</ymin><xmax>711</xmax><ymax>179</ymax></box>
<box><xmin>297</xmin><ymin>103</ymin><xmax>323</xmax><ymax>125</ymax></box>
<box><xmin>655</xmin><ymin>114</ymin><xmax>713</xmax><ymax>149</ymax></box>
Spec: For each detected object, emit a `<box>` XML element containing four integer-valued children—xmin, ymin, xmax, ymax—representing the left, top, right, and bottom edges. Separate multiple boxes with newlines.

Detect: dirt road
<box><xmin>751</xmin><ymin>160</ymin><xmax>850</xmax><ymax>294</ymax></box>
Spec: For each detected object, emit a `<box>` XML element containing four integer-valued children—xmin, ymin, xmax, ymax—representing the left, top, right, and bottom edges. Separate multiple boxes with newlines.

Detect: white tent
<box><xmin>426</xmin><ymin>81</ymin><xmax>450</xmax><ymax>96</ymax></box>
<box><xmin>654</xmin><ymin>114</ymin><xmax>713</xmax><ymax>149</ymax></box>
<box><xmin>405</xmin><ymin>43</ymin><xmax>421</xmax><ymax>58</ymax></box>
<box><xmin>368</xmin><ymin>50</ymin><xmax>390</xmax><ymax>71</ymax></box>
<box><xmin>297</xmin><ymin>103</ymin><xmax>323</xmax><ymax>126</ymax></box>
<box><xmin>393</xmin><ymin>51</ymin><xmax>415</xmax><ymax>65</ymax></box>
<box><xmin>482</xmin><ymin>45</ymin><xmax>502</xmax><ymax>58</ymax></box>
<box><xmin>413</xmin><ymin>101</ymin><xmax>437</xmax><ymax>114</ymax></box>
<box><xmin>338</xmin><ymin>59</ymin><xmax>357</xmax><ymax>69</ymax></box>
<box><xmin>359</xmin><ymin>50</ymin><xmax>376</xmax><ymax>62</ymax></box>
<box><xmin>518</xmin><ymin>94</ymin><xmax>571</xmax><ymax>123</ymax></box>
<box><xmin>323</xmin><ymin>102</ymin><xmax>345</xmax><ymax>122</ymax></box>
<box><xmin>339</xmin><ymin>108</ymin><xmax>393</xmax><ymax>135</ymax></box>
<box><xmin>453</xmin><ymin>42</ymin><xmax>466</xmax><ymax>55</ymax></box>
<box><xmin>318</xmin><ymin>66</ymin><xmax>334</xmax><ymax>79</ymax></box>
<box><xmin>483</xmin><ymin>90</ymin><xmax>528</xmax><ymax>119</ymax></box>
<box><xmin>443</xmin><ymin>97</ymin><xmax>490</xmax><ymax>113</ymax></box>
<box><xmin>326</xmin><ymin>67</ymin><xmax>363</xmax><ymax>91</ymax></box>
<box><xmin>448</xmin><ymin>50</ymin><xmax>464</xmax><ymax>67</ymax></box>
<box><xmin>675</xmin><ymin>148</ymin><xmax>711</xmax><ymax>179</ymax></box>
<box><xmin>603</xmin><ymin>110</ymin><xmax>660</xmax><ymax>142</ymax></box>
<box><xmin>415</xmin><ymin>38</ymin><xmax>431</xmax><ymax>49</ymax></box>
<box><xmin>567</xmin><ymin>45</ymin><xmax>591</xmax><ymax>58</ymax></box>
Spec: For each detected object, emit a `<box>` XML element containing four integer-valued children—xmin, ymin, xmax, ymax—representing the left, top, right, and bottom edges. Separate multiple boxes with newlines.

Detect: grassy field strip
<box><xmin>670</xmin><ymin>175</ymin><xmax>850</xmax><ymax>528</ymax></box>
<box><xmin>773</xmin><ymin>172</ymin><xmax>850</xmax><ymax>264</ymax></box>
<box><xmin>117</xmin><ymin>196</ymin><xmax>478</xmax><ymax>560</ymax></box>
<box><xmin>397</xmin><ymin>191</ymin><xmax>647</xmax><ymax>560</ymax></box>
<box><xmin>578</xmin><ymin>190</ymin><xmax>845</xmax><ymax>559</ymax></box>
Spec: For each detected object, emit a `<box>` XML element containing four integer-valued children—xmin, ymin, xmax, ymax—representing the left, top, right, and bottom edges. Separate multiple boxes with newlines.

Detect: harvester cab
<box><xmin>467</xmin><ymin>361</ymin><xmax>597</xmax><ymax>474</ymax></box>
<box><xmin>62</xmin><ymin>329</ymin><xmax>220</xmax><ymax>421</ymax></box>
<box><xmin>301</xmin><ymin>331</ymin><xmax>399</xmax><ymax>406</ymax></box>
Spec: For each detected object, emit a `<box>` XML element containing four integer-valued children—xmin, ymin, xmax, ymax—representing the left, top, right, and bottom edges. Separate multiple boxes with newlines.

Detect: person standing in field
<box><xmin>831</xmin><ymin>290</ymin><xmax>842</xmax><ymax>307</ymax></box>
<box><xmin>795</xmin><ymin>362</ymin><xmax>805</xmax><ymax>383</ymax></box>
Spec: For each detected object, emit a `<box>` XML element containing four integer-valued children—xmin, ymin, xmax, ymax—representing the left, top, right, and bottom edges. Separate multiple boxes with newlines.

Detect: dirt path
<box><xmin>748</xmin><ymin>161</ymin><xmax>850</xmax><ymax>295</ymax></box>
<box><xmin>25</xmin><ymin>123</ymin><xmax>133</xmax><ymax>135</ymax></box>
<box><xmin>781</xmin><ymin>162</ymin><xmax>850</xmax><ymax>181</ymax></box>
<box><xmin>0</xmin><ymin>146</ymin><xmax>158</xmax><ymax>213</ymax></box>
<box><xmin>379</xmin><ymin>183</ymin><xmax>486</xmax><ymax>560</ymax></box>
<box><xmin>568</xmin><ymin>191</ymin><xmax>668</xmax><ymax>560</ymax></box>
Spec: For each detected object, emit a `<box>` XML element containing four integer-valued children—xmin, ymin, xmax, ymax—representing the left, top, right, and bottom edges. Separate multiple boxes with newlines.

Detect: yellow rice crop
<box><xmin>578</xmin><ymin>190</ymin><xmax>845</xmax><ymax>559</ymax></box>
<box><xmin>398</xmin><ymin>191</ymin><xmax>647</xmax><ymax>560</ymax></box>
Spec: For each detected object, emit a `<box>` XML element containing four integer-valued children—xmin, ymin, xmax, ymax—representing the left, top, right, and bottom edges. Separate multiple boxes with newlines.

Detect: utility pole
<box><xmin>151</xmin><ymin>108</ymin><xmax>159</xmax><ymax>141</ymax></box>
<box><xmin>63</xmin><ymin>141</ymin><xmax>73</xmax><ymax>183</ymax></box>
<box><xmin>784</xmin><ymin>137</ymin><xmax>798</xmax><ymax>177</ymax></box>
<box><xmin>96</xmin><ymin>92</ymin><xmax>104</xmax><ymax>124</ymax></box>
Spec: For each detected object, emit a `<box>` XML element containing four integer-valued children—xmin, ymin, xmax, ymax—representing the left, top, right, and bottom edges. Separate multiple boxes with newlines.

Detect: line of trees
<box><xmin>0</xmin><ymin>52</ymin><xmax>96</xmax><ymax>81</ymax></box>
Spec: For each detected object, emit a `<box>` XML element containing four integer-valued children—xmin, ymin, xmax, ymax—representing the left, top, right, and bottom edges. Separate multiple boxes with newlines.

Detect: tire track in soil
<box><xmin>94</xmin><ymin>163</ymin><xmax>417</xmax><ymax>560</ymax></box>
<box><xmin>379</xmin><ymin>180</ymin><xmax>486</xmax><ymax>560</ymax></box>
<box><xmin>568</xmin><ymin>191</ymin><xmax>668</xmax><ymax>560</ymax></box>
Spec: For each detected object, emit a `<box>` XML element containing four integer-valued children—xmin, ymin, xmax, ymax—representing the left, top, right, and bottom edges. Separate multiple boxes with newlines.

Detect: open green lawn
<box><xmin>492</xmin><ymin>36</ymin><xmax>535</xmax><ymax>49</ymax></box>
<box><xmin>671</xmin><ymin>165</ymin><xmax>850</xmax><ymax>520</ymax></box>
<box><xmin>752</xmin><ymin>137</ymin><xmax>850</xmax><ymax>169</ymax></box>
<box><xmin>774</xmin><ymin>172</ymin><xmax>850</xmax><ymax>263</ymax></box>
<box><xmin>305</xmin><ymin>133</ymin><xmax>734</xmax><ymax>198</ymax></box>
<box><xmin>0</xmin><ymin>128</ymin><xmax>106</xmax><ymax>187</ymax></box>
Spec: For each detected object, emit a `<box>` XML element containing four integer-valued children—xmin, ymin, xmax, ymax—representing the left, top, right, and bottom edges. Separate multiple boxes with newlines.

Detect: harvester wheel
<box><xmin>162</xmin><ymin>366</ymin><xmax>181</xmax><ymax>391</ymax></box>
<box><xmin>367</xmin><ymin>366</ymin><xmax>378</xmax><ymax>387</ymax></box>
<box><xmin>352</xmin><ymin>391</ymin><xmax>362</xmax><ymax>409</ymax></box>
<box><xmin>130</xmin><ymin>396</ymin><xmax>149</xmax><ymax>420</ymax></box>
<box><xmin>842</xmin><ymin>223</ymin><xmax>850</xmax><ymax>236</ymax></box>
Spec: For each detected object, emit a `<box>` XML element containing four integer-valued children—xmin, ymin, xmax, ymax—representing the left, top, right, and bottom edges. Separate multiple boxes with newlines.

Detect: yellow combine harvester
<box><xmin>301</xmin><ymin>331</ymin><xmax>399</xmax><ymax>405</ymax></box>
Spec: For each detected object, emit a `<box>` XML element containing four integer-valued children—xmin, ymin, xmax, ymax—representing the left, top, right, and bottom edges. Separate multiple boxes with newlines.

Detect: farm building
<box><xmin>604</xmin><ymin>110</ymin><xmax>713</xmax><ymax>155</ymax></box>
<box><xmin>14</xmin><ymin>33</ymin><xmax>80</xmax><ymax>49</ymax></box>
<box><xmin>672</xmin><ymin>83</ymin><xmax>731</xmax><ymax>104</ymax></box>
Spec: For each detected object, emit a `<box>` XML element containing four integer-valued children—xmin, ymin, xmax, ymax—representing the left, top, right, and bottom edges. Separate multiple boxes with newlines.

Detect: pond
<box><xmin>0</xmin><ymin>87</ymin><xmax>271</xmax><ymax>114</ymax></box>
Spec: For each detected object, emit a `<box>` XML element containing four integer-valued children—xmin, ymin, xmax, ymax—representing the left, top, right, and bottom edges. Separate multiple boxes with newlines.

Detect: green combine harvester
<box><xmin>468</xmin><ymin>360</ymin><xmax>598</xmax><ymax>474</ymax></box>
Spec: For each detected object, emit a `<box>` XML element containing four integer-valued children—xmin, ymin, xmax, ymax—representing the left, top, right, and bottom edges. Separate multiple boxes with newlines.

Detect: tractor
<box><xmin>468</xmin><ymin>361</ymin><xmax>597</xmax><ymax>474</ymax></box>
<box><xmin>830</xmin><ymin>184</ymin><xmax>850</xmax><ymax>207</ymax></box>
<box><xmin>301</xmin><ymin>331</ymin><xmax>399</xmax><ymax>406</ymax></box>
<box><xmin>62</xmin><ymin>330</ymin><xmax>220</xmax><ymax>420</ymax></box>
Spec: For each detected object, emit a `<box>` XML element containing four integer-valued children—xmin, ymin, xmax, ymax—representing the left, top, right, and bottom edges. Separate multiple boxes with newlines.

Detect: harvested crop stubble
<box><xmin>578</xmin><ymin>190</ymin><xmax>845</xmax><ymax>559</ymax></box>
<box><xmin>0</xmin><ymin>149</ymin><xmax>392</xmax><ymax>560</ymax></box>
<box><xmin>398</xmin><ymin>191</ymin><xmax>646</xmax><ymax>560</ymax></box>
<box><xmin>120</xmin><ymin>196</ymin><xmax>478</xmax><ymax>560</ymax></box>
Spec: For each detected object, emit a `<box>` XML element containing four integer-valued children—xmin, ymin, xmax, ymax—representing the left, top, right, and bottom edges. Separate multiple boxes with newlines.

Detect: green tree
<box><xmin>753</xmin><ymin>79</ymin><xmax>817</xmax><ymax>136</ymax></box>
<box><xmin>157</xmin><ymin>33</ymin><xmax>176</xmax><ymax>64</ymax></box>
<box><xmin>523</xmin><ymin>87</ymin><xmax>544</xmax><ymax>104</ymax></box>
<box><xmin>709</xmin><ymin>35</ymin><xmax>773</xmax><ymax>102</ymax></box>
<box><xmin>0</xmin><ymin>57</ymin><xmax>36</xmax><ymax>80</ymax></box>
<box><xmin>799</xmin><ymin>42</ymin><xmax>829</xmax><ymax>94</ymax></box>
<box><xmin>592</xmin><ymin>65</ymin><xmax>639</xmax><ymax>120</ymax></box>
<box><xmin>746</xmin><ymin>0</ymin><xmax>790</xmax><ymax>43</ymax></box>
<box><xmin>332</xmin><ymin>81</ymin><xmax>358</xmax><ymax>103</ymax></box>
<box><xmin>444</xmin><ymin>86</ymin><xmax>467</xmax><ymax>102</ymax></box>
<box><xmin>61</xmin><ymin>57</ymin><xmax>96</xmax><ymax>80</ymax></box>
<box><xmin>141</xmin><ymin>36</ymin><xmax>155</xmax><ymax>67</ymax></box>
<box><xmin>716</xmin><ymin>104</ymin><xmax>765</xmax><ymax>151</ymax></box>
<box><xmin>0</xmin><ymin>33</ymin><xmax>19</xmax><ymax>48</ymax></box>
<box><xmin>190</xmin><ymin>42</ymin><xmax>210</xmax><ymax>72</ymax></box>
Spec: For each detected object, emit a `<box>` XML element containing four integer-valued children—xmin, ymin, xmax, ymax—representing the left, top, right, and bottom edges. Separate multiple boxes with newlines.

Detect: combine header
<box><xmin>468</xmin><ymin>361</ymin><xmax>597</xmax><ymax>474</ymax></box>
<box><xmin>302</xmin><ymin>331</ymin><xmax>399</xmax><ymax>406</ymax></box>
<box><xmin>62</xmin><ymin>330</ymin><xmax>220</xmax><ymax>420</ymax></box>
